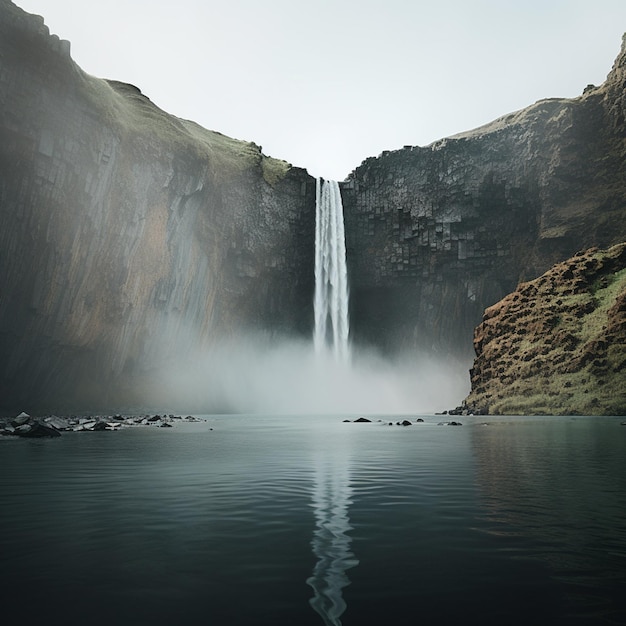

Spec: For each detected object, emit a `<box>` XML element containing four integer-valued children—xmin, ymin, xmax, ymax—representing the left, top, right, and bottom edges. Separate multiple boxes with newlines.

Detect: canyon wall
<box><xmin>2</xmin><ymin>0</ymin><xmax>626</xmax><ymax>413</ymax></box>
<box><xmin>342</xmin><ymin>34</ymin><xmax>626</xmax><ymax>360</ymax></box>
<box><xmin>0</xmin><ymin>1</ymin><xmax>316</xmax><ymax>412</ymax></box>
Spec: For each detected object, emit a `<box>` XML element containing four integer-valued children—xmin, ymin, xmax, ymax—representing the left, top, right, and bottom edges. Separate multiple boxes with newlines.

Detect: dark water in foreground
<box><xmin>1</xmin><ymin>415</ymin><xmax>625</xmax><ymax>626</ymax></box>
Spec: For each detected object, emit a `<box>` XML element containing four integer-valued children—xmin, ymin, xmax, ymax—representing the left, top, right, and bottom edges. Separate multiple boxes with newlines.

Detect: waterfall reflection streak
<box><xmin>307</xmin><ymin>451</ymin><xmax>358</xmax><ymax>625</ymax></box>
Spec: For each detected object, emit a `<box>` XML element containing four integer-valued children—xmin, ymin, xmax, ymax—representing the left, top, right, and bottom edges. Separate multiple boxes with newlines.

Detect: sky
<box><xmin>14</xmin><ymin>0</ymin><xmax>626</xmax><ymax>181</ymax></box>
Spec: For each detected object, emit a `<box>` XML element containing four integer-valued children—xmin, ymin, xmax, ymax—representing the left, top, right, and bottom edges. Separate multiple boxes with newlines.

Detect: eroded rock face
<box><xmin>2</xmin><ymin>0</ymin><xmax>626</xmax><ymax>413</ymax></box>
<box><xmin>341</xmin><ymin>34</ymin><xmax>626</xmax><ymax>359</ymax></box>
<box><xmin>0</xmin><ymin>1</ymin><xmax>315</xmax><ymax>412</ymax></box>
<box><xmin>465</xmin><ymin>243</ymin><xmax>626</xmax><ymax>415</ymax></box>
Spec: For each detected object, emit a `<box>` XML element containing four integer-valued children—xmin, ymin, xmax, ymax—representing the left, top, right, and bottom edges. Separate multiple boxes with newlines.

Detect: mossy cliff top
<box><xmin>0</xmin><ymin>0</ymin><xmax>291</xmax><ymax>187</ymax></box>
<box><xmin>466</xmin><ymin>243</ymin><xmax>626</xmax><ymax>415</ymax></box>
<box><xmin>81</xmin><ymin>77</ymin><xmax>291</xmax><ymax>187</ymax></box>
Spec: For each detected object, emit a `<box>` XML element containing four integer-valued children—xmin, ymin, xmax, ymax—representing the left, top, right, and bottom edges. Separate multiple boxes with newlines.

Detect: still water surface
<box><xmin>1</xmin><ymin>415</ymin><xmax>625</xmax><ymax>625</ymax></box>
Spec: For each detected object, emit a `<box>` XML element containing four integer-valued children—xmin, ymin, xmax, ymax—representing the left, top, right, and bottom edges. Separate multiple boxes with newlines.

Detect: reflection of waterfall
<box><xmin>307</xmin><ymin>450</ymin><xmax>358</xmax><ymax>626</ymax></box>
<box><xmin>314</xmin><ymin>178</ymin><xmax>350</xmax><ymax>362</ymax></box>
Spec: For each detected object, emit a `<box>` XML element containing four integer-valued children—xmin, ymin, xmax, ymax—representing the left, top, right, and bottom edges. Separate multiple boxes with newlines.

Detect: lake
<box><xmin>1</xmin><ymin>414</ymin><xmax>625</xmax><ymax>625</ymax></box>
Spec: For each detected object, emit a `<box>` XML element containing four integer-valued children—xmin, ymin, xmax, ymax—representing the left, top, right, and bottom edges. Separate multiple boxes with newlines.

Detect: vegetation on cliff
<box><xmin>81</xmin><ymin>77</ymin><xmax>291</xmax><ymax>186</ymax></box>
<box><xmin>465</xmin><ymin>243</ymin><xmax>626</xmax><ymax>415</ymax></box>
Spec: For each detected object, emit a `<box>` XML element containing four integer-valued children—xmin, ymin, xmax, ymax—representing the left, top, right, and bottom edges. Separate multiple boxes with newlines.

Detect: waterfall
<box><xmin>314</xmin><ymin>178</ymin><xmax>350</xmax><ymax>361</ymax></box>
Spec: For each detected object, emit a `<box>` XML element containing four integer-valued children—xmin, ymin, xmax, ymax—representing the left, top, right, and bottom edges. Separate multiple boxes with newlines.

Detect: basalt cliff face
<box><xmin>341</xmin><ymin>35</ymin><xmax>626</xmax><ymax>360</ymax></box>
<box><xmin>2</xmin><ymin>0</ymin><xmax>626</xmax><ymax>413</ymax></box>
<box><xmin>0</xmin><ymin>1</ymin><xmax>316</xmax><ymax>412</ymax></box>
<box><xmin>465</xmin><ymin>244</ymin><xmax>626</xmax><ymax>415</ymax></box>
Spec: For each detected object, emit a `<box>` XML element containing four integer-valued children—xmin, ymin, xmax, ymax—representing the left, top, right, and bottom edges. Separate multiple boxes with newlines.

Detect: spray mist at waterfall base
<box><xmin>152</xmin><ymin>334</ymin><xmax>470</xmax><ymax>415</ymax></box>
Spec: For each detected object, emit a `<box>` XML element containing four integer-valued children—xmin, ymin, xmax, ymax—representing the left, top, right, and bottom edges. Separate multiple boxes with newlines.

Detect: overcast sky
<box><xmin>15</xmin><ymin>0</ymin><xmax>626</xmax><ymax>180</ymax></box>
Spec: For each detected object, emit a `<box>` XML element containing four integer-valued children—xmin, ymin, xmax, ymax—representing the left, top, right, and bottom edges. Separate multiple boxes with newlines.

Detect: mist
<box><xmin>151</xmin><ymin>333</ymin><xmax>470</xmax><ymax>415</ymax></box>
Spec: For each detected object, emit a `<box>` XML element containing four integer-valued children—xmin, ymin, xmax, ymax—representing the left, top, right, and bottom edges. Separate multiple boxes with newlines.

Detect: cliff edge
<box><xmin>341</xmin><ymin>33</ymin><xmax>626</xmax><ymax>359</ymax></box>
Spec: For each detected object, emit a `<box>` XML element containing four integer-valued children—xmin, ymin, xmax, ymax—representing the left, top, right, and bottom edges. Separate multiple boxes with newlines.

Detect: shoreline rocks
<box><xmin>0</xmin><ymin>411</ymin><xmax>205</xmax><ymax>438</ymax></box>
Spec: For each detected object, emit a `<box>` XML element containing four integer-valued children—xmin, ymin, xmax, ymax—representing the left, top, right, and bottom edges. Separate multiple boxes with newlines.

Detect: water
<box><xmin>1</xmin><ymin>415</ymin><xmax>625</xmax><ymax>625</ymax></box>
<box><xmin>314</xmin><ymin>179</ymin><xmax>350</xmax><ymax>361</ymax></box>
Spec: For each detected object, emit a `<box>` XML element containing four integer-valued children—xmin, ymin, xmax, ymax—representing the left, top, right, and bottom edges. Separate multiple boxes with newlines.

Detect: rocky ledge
<box><xmin>0</xmin><ymin>411</ymin><xmax>206</xmax><ymax>438</ymax></box>
<box><xmin>464</xmin><ymin>243</ymin><xmax>626</xmax><ymax>415</ymax></box>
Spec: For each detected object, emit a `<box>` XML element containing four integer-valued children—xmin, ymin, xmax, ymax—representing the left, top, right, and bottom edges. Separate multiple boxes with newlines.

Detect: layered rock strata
<box><xmin>465</xmin><ymin>244</ymin><xmax>626</xmax><ymax>415</ymax></box>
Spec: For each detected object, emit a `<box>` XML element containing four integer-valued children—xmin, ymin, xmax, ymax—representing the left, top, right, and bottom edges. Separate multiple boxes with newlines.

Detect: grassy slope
<box><xmin>80</xmin><ymin>75</ymin><xmax>291</xmax><ymax>186</ymax></box>
<box><xmin>466</xmin><ymin>244</ymin><xmax>626</xmax><ymax>415</ymax></box>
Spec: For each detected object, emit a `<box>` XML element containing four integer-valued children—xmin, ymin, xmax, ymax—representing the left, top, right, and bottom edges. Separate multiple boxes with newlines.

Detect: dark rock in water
<box><xmin>0</xmin><ymin>422</ymin><xmax>16</xmax><ymax>436</ymax></box>
<box><xmin>159</xmin><ymin>422</ymin><xmax>173</xmax><ymax>428</ymax></box>
<box><xmin>400</xmin><ymin>420</ymin><xmax>412</xmax><ymax>426</ymax></box>
<box><xmin>91</xmin><ymin>421</ymin><xmax>109</xmax><ymax>431</ymax></box>
<box><xmin>12</xmin><ymin>414</ymin><xmax>31</xmax><ymax>427</ymax></box>
<box><xmin>16</xmin><ymin>421</ymin><xmax>61</xmax><ymax>438</ymax></box>
<box><xmin>343</xmin><ymin>419</ymin><xmax>351</xmax><ymax>423</ymax></box>
<box><xmin>44</xmin><ymin>416</ymin><xmax>70</xmax><ymax>431</ymax></box>
<box><xmin>416</xmin><ymin>418</ymin><xmax>424</xmax><ymax>422</ymax></box>
<box><xmin>353</xmin><ymin>417</ymin><xmax>372</xmax><ymax>423</ymax></box>
<box><xmin>448</xmin><ymin>421</ymin><xmax>463</xmax><ymax>426</ymax></box>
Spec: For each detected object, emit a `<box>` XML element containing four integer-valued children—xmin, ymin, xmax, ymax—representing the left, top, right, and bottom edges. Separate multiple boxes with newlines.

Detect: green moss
<box><xmin>76</xmin><ymin>73</ymin><xmax>291</xmax><ymax>185</ymax></box>
<box><xmin>580</xmin><ymin>269</ymin><xmax>626</xmax><ymax>341</ymax></box>
<box><xmin>467</xmin><ymin>245</ymin><xmax>626</xmax><ymax>416</ymax></box>
<box><xmin>261</xmin><ymin>156</ymin><xmax>291</xmax><ymax>186</ymax></box>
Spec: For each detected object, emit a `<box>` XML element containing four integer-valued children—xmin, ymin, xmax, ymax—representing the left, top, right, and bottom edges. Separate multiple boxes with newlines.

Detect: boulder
<box><xmin>44</xmin><ymin>416</ymin><xmax>70</xmax><ymax>430</ymax></box>
<box><xmin>16</xmin><ymin>421</ymin><xmax>61</xmax><ymax>438</ymax></box>
<box><xmin>12</xmin><ymin>414</ymin><xmax>31</xmax><ymax>426</ymax></box>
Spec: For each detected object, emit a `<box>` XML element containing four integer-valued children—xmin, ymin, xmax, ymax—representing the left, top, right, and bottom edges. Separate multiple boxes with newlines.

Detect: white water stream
<box><xmin>314</xmin><ymin>178</ymin><xmax>350</xmax><ymax>361</ymax></box>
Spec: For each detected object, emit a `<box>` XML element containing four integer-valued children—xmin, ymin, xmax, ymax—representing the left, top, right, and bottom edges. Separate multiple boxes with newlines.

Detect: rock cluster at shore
<box><xmin>0</xmin><ymin>411</ymin><xmax>205</xmax><ymax>438</ymax></box>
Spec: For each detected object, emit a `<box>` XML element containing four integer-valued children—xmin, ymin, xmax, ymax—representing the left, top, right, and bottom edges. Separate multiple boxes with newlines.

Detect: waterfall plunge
<box><xmin>314</xmin><ymin>179</ymin><xmax>350</xmax><ymax>362</ymax></box>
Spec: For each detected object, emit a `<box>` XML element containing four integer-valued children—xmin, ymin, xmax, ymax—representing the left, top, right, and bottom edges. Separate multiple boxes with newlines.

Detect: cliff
<box><xmin>0</xmin><ymin>1</ymin><xmax>316</xmax><ymax>412</ymax></box>
<box><xmin>341</xmin><ymin>34</ymin><xmax>626</xmax><ymax>360</ymax></box>
<box><xmin>464</xmin><ymin>244</ymin><xmax>626</xmax><ymax>415</ymax></box>
<box><xmin>2</xmin><ymin>0</ymin><xmax>626</xmax><ymax>414</ymax></box>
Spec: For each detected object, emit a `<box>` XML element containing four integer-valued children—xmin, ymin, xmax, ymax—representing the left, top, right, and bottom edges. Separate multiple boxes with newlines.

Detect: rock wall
<box><xmin>2</xmin><ymin>0</ymin><xmax>626</xmax><ymax>413</ymax></box>
<box><xmin>0</xmin><ymin>1</ymin><xmax>316</xmax><ymax>412</ymax></box>
<box><xmin>341</xmin><ymin>34</ymin><xmax>626</xmax><ymax>360</ymax></box>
